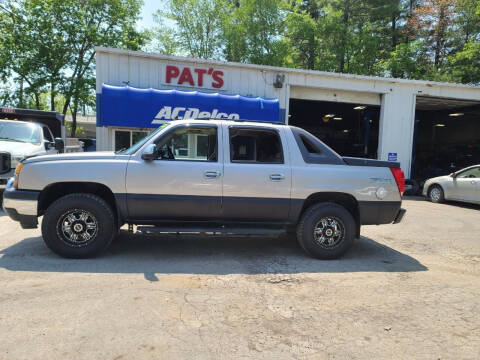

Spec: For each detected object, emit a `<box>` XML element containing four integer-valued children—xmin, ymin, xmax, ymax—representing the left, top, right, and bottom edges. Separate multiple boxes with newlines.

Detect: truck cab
<box><xmin>0</xmin><ymin>108</ymin><xmax>65</xmax><ymax>191</ymax></box>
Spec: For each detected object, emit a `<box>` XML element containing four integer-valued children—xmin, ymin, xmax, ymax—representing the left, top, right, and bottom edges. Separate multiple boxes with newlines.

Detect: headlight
<box><xmin>13</xmin><ymin>163</ymin><xmax>24</xmax><ymax>189</ymax></box>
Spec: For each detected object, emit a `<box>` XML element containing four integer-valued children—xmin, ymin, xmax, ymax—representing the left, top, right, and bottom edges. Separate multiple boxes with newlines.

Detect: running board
<box><xmin>135</xmin><ymin>226</ymin><xmax>285</xmax><ymax>237</ymax></box>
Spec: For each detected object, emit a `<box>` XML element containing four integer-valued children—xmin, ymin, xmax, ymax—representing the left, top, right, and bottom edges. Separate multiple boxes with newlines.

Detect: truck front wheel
<box><xmin>296</xmin><ymin>203</ymin><xmax>356</xmax><ymax>259</ymax></box>
<box><xmin>41</xmin><ymin>193</ymin><xmax>116</xmax><ymax>258</ymax></box>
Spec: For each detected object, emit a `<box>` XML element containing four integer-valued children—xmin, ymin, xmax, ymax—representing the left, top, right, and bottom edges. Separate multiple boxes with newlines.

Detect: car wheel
<box><xmin>41</xmin><ymin>193</ymin><xmax>116</xmax><ymax>258</ymax></box>
<box><xmin>428</xmin><ymin>185</ymin><xmax>444</xmax><ymax>203</ymax></box>
<box><xmin>296</xmin><ymin>203</ymin><xmax>356</xmax><ymax>260</ymax></box>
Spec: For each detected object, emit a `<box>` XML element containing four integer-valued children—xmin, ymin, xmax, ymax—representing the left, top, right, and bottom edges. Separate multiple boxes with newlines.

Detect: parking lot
<box><xmin>0</xmin><ymin>197</ymin><xmax>479</xmax><ymax>360</ymax></box>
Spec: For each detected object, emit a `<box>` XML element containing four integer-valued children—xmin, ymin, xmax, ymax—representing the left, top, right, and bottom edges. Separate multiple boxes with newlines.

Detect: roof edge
<box><xmin>95</xmin><ymin>46</ymin><xmax>480</xmax><ymax>91</ymax></box>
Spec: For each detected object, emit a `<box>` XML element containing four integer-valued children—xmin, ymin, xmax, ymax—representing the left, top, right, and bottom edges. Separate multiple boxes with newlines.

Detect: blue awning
<box><xmin>100</xmin><ymin>85</ymin><xmax>281</xmax><ymax>128</ymax></box>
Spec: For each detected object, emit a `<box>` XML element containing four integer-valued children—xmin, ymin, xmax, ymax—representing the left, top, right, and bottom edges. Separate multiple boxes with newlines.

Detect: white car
<box><xmin>423</xmin><ymin>165</ymin><xmax>480</xmax><ymax>204</ymax></box>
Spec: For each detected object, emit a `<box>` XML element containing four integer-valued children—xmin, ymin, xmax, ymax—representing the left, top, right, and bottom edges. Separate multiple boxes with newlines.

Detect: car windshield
<box><xmin>0</xmin><ymin>122</ymin><xmax>41</xmax><ymax>144</ymax></box>
<box><xmin>117</xmin><ymin>123</ymin><xmax>171</xmax><ymax>155</ymax></box>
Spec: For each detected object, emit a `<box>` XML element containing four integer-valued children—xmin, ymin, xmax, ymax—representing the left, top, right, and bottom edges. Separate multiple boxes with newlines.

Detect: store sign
<box><xmin>388</xmin><ymin>152</ymin><xmax>398</xmax><ymax>161</ymax></box>
<box><xmin>1</xmin><ymin>108</ymin><xmax>15</xmax><ymax>114</ymax></box>
<box><xmin>152</xmin><ymin>106</ymin><xmax>239</xmax><ymax>123</ymax></box>
<box><xmin>100</xmin><ymin>85</ymin><xmax>280</xmax><ymax>128</ymax></box>
<box><xmin>164</xmin><ymin>65</ymin><xmax>225</xmax><ymax>89</ymax></box>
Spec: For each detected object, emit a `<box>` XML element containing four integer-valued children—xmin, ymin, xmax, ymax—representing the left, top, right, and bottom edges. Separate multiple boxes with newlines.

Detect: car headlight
<box><xmin>13</xmin><ymin>162</ymin><xmax>24</xmax><ymax>189</ymax></box>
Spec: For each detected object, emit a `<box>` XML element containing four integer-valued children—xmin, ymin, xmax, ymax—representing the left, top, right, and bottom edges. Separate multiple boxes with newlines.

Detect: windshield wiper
<box><xmin>115</xmin><ymin>147</ymin><xmax>127</xmax><ymax>154</ymax></box>
<box><xmin>0</xmin><ymin>137</ymin><xmax>26</xmax><ymax>143</ymax></box>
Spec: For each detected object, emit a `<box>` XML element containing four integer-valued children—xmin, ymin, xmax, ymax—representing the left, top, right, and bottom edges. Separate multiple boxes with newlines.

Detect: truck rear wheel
<box><xmin>296</xmin><ymin>203</ymin><xmax>355</xmax><ymax>259</ymax></box>
<box><xmin>41</xmin><ymin>193</ymin><xmax>116</xmax><ymax>258</ymax></box>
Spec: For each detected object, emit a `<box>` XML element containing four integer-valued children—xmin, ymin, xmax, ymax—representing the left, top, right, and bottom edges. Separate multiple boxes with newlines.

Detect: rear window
<box><xmin>300</xmin><ymin>134</ymin><xmax>322</xmax><ymax>154</ymax></box>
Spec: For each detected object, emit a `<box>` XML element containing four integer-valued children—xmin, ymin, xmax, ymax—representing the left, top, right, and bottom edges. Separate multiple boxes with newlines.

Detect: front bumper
<box><xmin>2</xmin><ymin>179</ymin><xmax>40</xmax><ymax>229</ymax></box>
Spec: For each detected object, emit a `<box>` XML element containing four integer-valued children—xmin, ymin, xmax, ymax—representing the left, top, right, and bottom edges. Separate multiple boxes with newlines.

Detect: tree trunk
<box><xmin>50</xmin><ymin>82</ymin><xmax>55</xmax><ymax>111</ymax></box>
<box><xmin>307</xmin><ymin>34</ymin><xmax>315</xmax><ymax>70</ymax></box>
<box><xmin>391</xmin><ymin>14</ymin><xmax>397</xmax><ymax>50</ymax></box>
<box><xmin>70</xmin><ymin>90</ymin><xmax>80</xmax><ymax>137</ymax></box>
<box><xmin>19</xmin><ymin>78</ymin><xmax>24</xmax><ymax>108</ymax></box>
<box><xmin>34</xmin><ymin>92</ymin><xmax>40</xmax><ymax>109</ymax></box>
<box><xmin>434</xmin><ymin>5</ymin><xmax>446</xmax><ymax>69</ymax></box>
<box><xmin>338</xmin><ymin>4</ymin><xmax>350</xmax><ymax>73</ymax></box>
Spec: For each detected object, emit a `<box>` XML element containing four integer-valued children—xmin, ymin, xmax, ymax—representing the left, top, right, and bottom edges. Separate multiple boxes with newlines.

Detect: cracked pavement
<box><xmin>0</xmin><ymin>197</ymin><xmax>479</xmax><ymax>359</ymax></box>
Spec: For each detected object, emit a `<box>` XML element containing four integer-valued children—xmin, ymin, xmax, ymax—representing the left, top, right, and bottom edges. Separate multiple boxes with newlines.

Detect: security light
<box><xmin>435</xmin><ymin>124</ymin><xmax>445</xmax><ymax>127</ymax></box>
<box><xmin>354</xmin><ymin>106</ymin><xmax>366</xmax><ymax>110</ymax></box>
<box><xmin>333</xmin><ymin>117</ymin><xmax>343</xmax><ymax>120</ymax></box>
<box><xmin>324</xmin><ymin>114</ymin><xmax>335</xmax><ymax>118</ymax></box>
<box><xmin>343</xmin><ymin>129</ymin><xmax>350</xmax><ymax>133</ymax></box>
<box><xmin>448</xmin><ymin>113</ymin><xmax>464</xmax><ymax>117</ymax></box>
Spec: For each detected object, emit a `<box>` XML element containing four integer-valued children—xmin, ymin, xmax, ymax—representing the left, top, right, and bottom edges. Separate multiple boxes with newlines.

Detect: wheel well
<box><xmin>300</xmin><ymin>192</ymin><xmax>361</xmax><ymax>238</ymax></box>
<box><xmin>427</xmin><ymin>183</ymin><xmax>443</xmax><ymax>195</ymax></box>
<box><xmin>38</xmin><ymin>182</ymin><xmax>118</xmax><ymax>220</ymax></box>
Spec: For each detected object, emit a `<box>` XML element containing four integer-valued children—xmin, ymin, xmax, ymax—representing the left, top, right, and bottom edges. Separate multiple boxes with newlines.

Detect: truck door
<box><xmin>125</xmin><ymin>124</ymin><xmax>223</xmax><ymax>221</ymax></box>
<box><xmin>221</xmin><ymin>125</ymin><xmax>291</xmax><ymax>222</ymax></box>
<box><xmin>42</xmin><ymin>126</ymin><xmax>57</xmax><ymax>154</ymax></box>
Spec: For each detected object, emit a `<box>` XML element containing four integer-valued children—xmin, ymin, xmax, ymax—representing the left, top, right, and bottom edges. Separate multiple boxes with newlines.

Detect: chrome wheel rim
<box><xmin>313</xmin><ymin>216</ymin><xmax>345</xmax><ymax>248</ymax></box>
<box><xmin>56</xmin><ymin>209</ymin><xmax>98</xmax><ymax>247</ymax></box>
<box><xmin>430</xmin><ymin>188</ymin><xmax>441</xmax><ymax>201</ymax></box>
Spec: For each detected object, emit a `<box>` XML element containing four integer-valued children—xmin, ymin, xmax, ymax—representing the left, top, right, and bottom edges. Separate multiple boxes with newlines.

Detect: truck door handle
<box><xmin>204</xmin><ymin>170</ymin><xmax>221</xmax><ymax>179</ymax></box>
<box><xmin>269</xmin><ymin>173</ymin><xmax>285</xmax><ymax>181</ymax></box>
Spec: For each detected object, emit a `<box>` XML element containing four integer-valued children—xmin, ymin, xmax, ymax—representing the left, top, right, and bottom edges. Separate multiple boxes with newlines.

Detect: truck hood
<box><xmin>0</xmin><ymin>140</ymin><xmax>43</xmax><ymax>157</ymax></box>
<box><xmin>24</xmin><ymin>151</ymin><xmax>128</xmax><ymax>164</ymax></box>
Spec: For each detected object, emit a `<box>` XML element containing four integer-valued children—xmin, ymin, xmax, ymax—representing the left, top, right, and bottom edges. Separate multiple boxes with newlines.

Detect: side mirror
<box><xmin>44</xmin><ymin>140</ymin><xmax>54</xmax><ymax>150</ymax></box>
<box><xmin>450</xmin><ymin>172</ymin><xmax>457</xmax><ymax>178</ymax></box>
<box><xmin>141</xmin><ymin>144</ymin><xmax>157</xmax><ymax>161</ymax></box>
<box><xmin>54</xmin><ymin>138</ymin><xmax>65</xmax><ymax>152</ymax></box>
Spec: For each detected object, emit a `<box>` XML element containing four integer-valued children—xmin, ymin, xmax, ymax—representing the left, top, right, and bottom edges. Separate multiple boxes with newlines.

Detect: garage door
<box><xmin>290</xmin><ymin>86</ymin><xmax>381</xmax><ymax>106</ymax></box>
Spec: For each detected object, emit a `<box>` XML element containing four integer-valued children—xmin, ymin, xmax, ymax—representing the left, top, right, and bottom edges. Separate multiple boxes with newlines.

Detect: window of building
<box><xmin>155</xmin><ymin>126</ymin><xmax>217</xmax><ymax>161</ymax></box>
<box><xmin>114</xmin><ymin>130</ymin><xmax>149</xmax><ymax>152</ymax></box>
<box><xmin>229</xmin><ymin>128</ymin><xmax>283</xmax><ymax>164</ymax></box>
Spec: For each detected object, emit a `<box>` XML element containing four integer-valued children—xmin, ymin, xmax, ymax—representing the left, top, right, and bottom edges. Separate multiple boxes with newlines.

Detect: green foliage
<box><xmin>0</xmin><ymin>0</ymin><xmax>146</xmax><ymax>136</ymax></box>
<box><xmin>150</xmin><ymin>0</ymin><xmax>480</xmax><ymax>85</ymax></box>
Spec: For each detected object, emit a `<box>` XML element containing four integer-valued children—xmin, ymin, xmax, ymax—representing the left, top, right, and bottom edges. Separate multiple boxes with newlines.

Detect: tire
<box><xmin>428</xmin><ymin>185</ymin><xmax>444</xmax><ymax>203</ymax></box>
<box><xmin>296</xmin><ymin>202</ymin><xmax>356</xmax><ymax>260</ymax></box>
<box><xmin>41</xmin><ymin>193</ymin><xmax>116</xmax><ymax>258</ymax></box>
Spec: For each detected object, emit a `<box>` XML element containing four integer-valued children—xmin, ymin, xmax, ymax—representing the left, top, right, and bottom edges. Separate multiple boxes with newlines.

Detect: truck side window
<box><xmin>42</xmin><ymin>126</ymin><xmax>53</xmax><ymax>142</ymax></box>
<box><xmin>230</xmin><ymin>128</ymin><xmax>283</xmax><ymax>164</ymax></box>
<box><xmin>300</xmin><ymin>135</ymin><xmax>322</xmax><ymax>154</ymax></box>
<box><xmin>155</xmin><ymin>126</ymin><xmax>217</xmax><ymax>162</ymax></box>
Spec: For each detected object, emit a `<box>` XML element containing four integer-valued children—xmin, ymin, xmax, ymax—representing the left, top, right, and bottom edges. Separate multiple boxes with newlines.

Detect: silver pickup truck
<box><xmin>3</xmin><ymin>119</ymin><xmax>406</xmax><ymax>259</ymax></box>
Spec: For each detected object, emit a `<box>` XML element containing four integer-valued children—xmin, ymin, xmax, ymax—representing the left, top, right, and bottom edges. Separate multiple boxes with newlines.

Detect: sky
<box><xmin>138</xmin><ymin>0</ymin><xmax>164</xmax><ymax>30</ymax></box>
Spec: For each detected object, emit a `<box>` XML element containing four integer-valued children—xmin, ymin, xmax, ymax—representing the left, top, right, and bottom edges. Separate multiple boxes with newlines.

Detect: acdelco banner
<box><xmin>100</xmin><ymin>85</ymin><xmax>281</xmax><ymax>128</ymax></box>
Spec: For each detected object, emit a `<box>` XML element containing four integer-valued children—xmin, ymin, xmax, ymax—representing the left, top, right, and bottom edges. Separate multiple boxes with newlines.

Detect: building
<box><xmin>95</xmin><ymin>46</ymin><xmax>480</xmax><ymax>182</ymax></box>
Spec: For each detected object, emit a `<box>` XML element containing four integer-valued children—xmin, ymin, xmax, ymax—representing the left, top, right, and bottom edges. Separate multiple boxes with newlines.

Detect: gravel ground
<box><xmin>0</xmin><ymin>197</ymin><xmax>479</xmax><ymax>360</ymax></box>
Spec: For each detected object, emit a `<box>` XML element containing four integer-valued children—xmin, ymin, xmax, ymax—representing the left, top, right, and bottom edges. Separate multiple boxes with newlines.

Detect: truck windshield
<box><xmin>118</xmin><ymin>123</ymin><xmax>170</xmax><ymax>155</ymax></box>
<box><xmin>0</xmin><ymin>122</ymin><xmax>41</xmax><ymax>144</ymax></box>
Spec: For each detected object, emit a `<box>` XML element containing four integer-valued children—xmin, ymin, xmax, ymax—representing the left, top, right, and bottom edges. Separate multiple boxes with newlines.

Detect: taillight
<box><xmin>390</xmin><ymin>167</ymin><xmax>405</xmax><ymax>195</ymax></box>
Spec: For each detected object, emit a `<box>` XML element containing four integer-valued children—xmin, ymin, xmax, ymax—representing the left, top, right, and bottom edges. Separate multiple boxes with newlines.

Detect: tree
<box><xmin>0</xmin><ymin>0</ymin><xmax>147</xmax><ymax>136</ymax></box>
<box><xmin>407</xmin><ymin>0</ymin><xmax>456</xmax><ymax>71</ymax></box>
<box><xmin>155</xmin><ymin>0</ymin><xmax>226</xmax><ymax>59</ymax></box>
<box><xmin>222</xmin><ymin>0</ymin><xmax>287</xmax><ymax>66</ymax></box>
